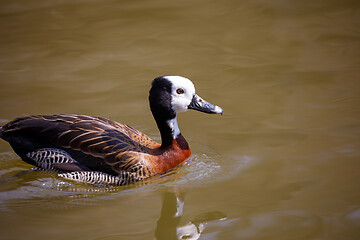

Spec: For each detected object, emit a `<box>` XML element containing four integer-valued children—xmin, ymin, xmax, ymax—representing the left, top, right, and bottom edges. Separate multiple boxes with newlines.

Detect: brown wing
<box><xmin>2</xmin><ymin>114</ymin><xmax>160</xmax><ymax>177</ymax></box>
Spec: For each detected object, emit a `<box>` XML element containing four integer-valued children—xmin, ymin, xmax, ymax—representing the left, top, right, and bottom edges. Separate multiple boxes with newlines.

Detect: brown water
<box><xmin>0</xmin><ymin>0</ymin><xmax>360</xmax><ymax>239</ymax></box>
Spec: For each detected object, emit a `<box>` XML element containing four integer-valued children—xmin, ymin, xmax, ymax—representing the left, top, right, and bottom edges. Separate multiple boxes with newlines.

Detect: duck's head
<box><xmin>149</xmin><ymin>76</ymin><xmax>223</xmax><ymax>120</ymax></box>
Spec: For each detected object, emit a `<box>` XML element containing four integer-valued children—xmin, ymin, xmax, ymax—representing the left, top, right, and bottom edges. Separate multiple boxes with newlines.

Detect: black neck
<box><xmin>153</xmin><ymin>116</ymin><xmax>189</xmax><ymax>150</ymax></box>
<box><xmin>153</xmin><ymin>115</ymin><xmax>175</xmax><ymax>148</ymax></box>
<box><xmin>149</xmin><ymin>77</ymin><xmax>180</xmax><ymax>148</ymax></box>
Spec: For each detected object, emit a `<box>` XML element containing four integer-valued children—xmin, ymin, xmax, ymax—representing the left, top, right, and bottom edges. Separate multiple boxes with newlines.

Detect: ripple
<box><xmin>0</xmin><ymin>150</ymin><xmax>254</xmax><ymax>211</ymax></box>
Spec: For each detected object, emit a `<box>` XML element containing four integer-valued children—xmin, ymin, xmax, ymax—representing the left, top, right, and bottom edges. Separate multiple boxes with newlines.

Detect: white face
<box><xmin>164</xmin><ymin>76</ymin><xmax>196</xmax><ymax>113</ymax></box>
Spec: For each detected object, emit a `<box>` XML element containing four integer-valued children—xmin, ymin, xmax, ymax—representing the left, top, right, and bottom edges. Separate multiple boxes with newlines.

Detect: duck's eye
<box><xmin>176</xmin><ymin>88</ymin><xmax>185</xmax><ymax>94</ymax></box>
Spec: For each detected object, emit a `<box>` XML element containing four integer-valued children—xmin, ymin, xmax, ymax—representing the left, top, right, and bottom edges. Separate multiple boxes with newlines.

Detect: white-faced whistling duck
<box><xmin>0</xmin><ymin>76</ymin><xmax>223</xmax><ymax>185</ymax></box>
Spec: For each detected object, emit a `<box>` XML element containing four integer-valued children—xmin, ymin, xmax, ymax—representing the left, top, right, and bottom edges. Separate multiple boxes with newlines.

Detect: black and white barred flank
<box><xmin>58</xmin><ymin>171</ymin><xmax>145</xmax><ymax>186</ymax></box>
<box><xmin>26</xmin><ymin>148</ymin><xmax>145</xmax><ymax>185</ymax></box>
<box><xmin>26</xmin><ymin>148</ymin><xmax>76</xmax><ymax>171</ymax></box>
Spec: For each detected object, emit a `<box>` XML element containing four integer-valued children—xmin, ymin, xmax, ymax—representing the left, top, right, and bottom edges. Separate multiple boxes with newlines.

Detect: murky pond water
<box><xmin>1</xmin><ymin>0</ymin><xmax>360</xmax><ymax>239</ymax></box>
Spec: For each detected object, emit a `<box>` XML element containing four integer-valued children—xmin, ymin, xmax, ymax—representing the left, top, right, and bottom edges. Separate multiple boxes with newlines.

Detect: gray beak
<box><xmin>188</xmin><ymin>94</ymin><xmax>223</xmax><ymax>114</ymax></box>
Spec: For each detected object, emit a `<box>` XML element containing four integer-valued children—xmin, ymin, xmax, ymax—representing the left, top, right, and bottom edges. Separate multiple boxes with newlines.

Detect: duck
<box><xmin>0</xmin><ymin>76</ymin><xmax>223</xmax><ymax>185</ymax></box>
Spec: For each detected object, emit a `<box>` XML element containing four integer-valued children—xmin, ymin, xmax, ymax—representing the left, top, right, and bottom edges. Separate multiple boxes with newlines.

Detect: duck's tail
<box><xmin>0</xmin><ymin>125</ymin><xmax>3</xmax><ymax>139</ymax></box>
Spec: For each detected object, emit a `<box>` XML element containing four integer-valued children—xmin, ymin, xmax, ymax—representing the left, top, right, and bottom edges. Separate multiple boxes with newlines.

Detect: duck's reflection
<box><xmin>1</xmin><ymin>169</ymin><xmax>226</xmax><ymax>237</ymax></box>
<box><xmin>155</xmin><ymin>190</ymin><xmax>226</xmax><ymax>240</ymax></box>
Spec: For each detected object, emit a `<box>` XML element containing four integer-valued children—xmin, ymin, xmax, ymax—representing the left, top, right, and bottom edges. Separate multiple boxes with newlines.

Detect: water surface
<box><xmin>0</xmin><ymin>0</ymin><xmax>360</xmax><ymax>239</ymax></box>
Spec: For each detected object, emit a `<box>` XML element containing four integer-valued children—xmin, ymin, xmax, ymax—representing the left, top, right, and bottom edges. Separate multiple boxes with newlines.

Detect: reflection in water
<box><xmin>155</xmin><ymin>190</ymin><xmax>226</xmax><ymax>240</ymax></box>
<box><xmin>1</xmin><ymin>169</ymin><xmax>227</xmax><ymax>239</ymax></box>
<box><xmin>0</xmin><ymin>154</ymin><xmax>221</xmax><ymax>211</ymax></box>
<box><xmin>155</xmin><ymin>192</ymin><xmax>182</xmax><ymax>240</ymax></box>
<box><xmin>0</xmin><ymin>169</ymin><xmax>122</xmax><ymax>211</ymax></box>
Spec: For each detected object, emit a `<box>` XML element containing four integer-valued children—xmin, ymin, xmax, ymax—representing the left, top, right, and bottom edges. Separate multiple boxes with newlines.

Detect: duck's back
<box><xmin>0</xmin><ymin>114</ymin><xmax>160</xmax><ymax>184</ymax></box>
